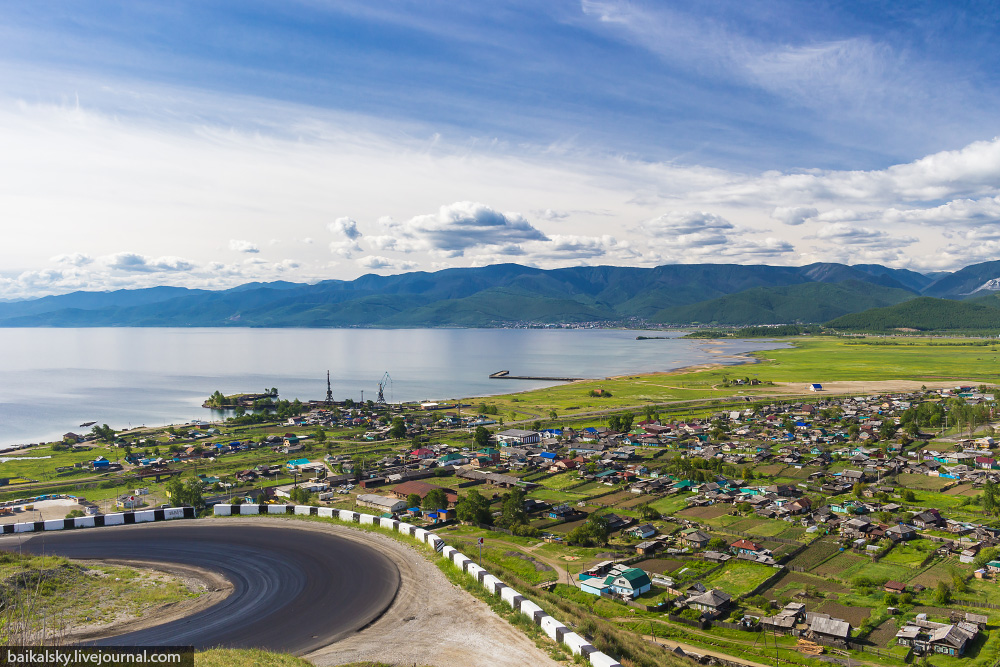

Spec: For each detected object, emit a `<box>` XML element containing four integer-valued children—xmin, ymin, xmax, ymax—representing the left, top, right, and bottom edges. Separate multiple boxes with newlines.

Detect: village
<box><xmin>4</xmin><ymin>382</ymin><xmax>1000</xmax><ymax>666</ymax></box>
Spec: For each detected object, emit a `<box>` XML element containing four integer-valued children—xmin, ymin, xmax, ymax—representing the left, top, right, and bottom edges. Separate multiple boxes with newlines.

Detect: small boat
<box><xmin>80</xmin><ymin>421</ymin><xmax>97</xmax><ymax>427</ymax></box>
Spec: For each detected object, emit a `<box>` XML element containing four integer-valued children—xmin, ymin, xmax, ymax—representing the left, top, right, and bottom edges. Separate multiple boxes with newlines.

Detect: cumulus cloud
<box><xmin>771</xmin><ymin>206</ymin><xmax>818</xmax><ymax>226</ymax></box>
<box><xmin>228</xmin><ymin>239</ymin><xmax>259</xmax><ymax>253</ymax></box>
<box><xmin>327</xmin><ymin>216</ymin><xmax>364</xmax><ymax>258</ymax></box>
<box><xmin>328</xmin><ymin>217</ymin><xmax>362</xmax><ymax>240</ymax></box>
<box><xmin>50</xmin><ymin>252</ymin><xmax>94</xmax><ymax>266</ymax></box>
<box><xmin>640</xmin><ymin>211</ymin><xmax>734</xmax><ymax>247</ymax></box>
<box><xmin>104</xmin><ymin>252</ymin><xmax>195</xmax><ymax>273</ymax></box>
<box><xmin>391</xmin><ymin>201</ymin><xmax>549</xmax><ymax>257</ymax></box>
<box><xmin>357</xmin><ymin>255</ymin><xmax>417</xmax><ymax>271</ymax></box>
<box><xmin>813</xmin><ymin>222</ymin><xmax>917</xmax><ymax>249</ymax></box>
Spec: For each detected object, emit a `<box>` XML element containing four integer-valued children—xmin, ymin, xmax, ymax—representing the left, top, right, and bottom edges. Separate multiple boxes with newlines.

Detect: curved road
<box><xmin>5</xmin><ymin>522</ymin><xmax>400</xmax><ymax>654</ymax></box>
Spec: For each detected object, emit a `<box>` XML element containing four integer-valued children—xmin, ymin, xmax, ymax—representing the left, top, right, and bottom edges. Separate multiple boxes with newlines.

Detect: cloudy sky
<box><xmin>3</xmin><ymin>1</ymin><xmax>1000</xmax><ymax>298</ymax></box>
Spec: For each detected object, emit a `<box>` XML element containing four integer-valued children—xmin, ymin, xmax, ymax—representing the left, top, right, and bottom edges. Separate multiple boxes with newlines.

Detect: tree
<box><xmin>901</xmin><ymin>489</ymin><xmax>916</xmax><ymax>503</ymax></box>
<box><xmin>607</xmin><ymin>415</ymin><xmax>622</xmax><ymax>431</ymax></box>
<box><xmin>984</xmin><ymin>480</ymin><xmax>997</xmax><ymax>515</ymax></box>
<box><xmin>621</xmin><ymin>413</ymin><xmax>635</xmax><ymax>432</ymax></box>
<box><xmin>91</xmin><ymin>423</ymin><xmax>115</xmax><ymax>443</ymax></box>
<box><xmin>549</xmin><ymin>410</ymin><xmax>558</xmax><ymax>419</ymax></box>
<box><xmin>974</xmin><ymin>546</ymin><xmax>1000</xmax><ymax>570</ymax></box>
<box><xmin>422</xmin><ymin>488</ymin><xmax>449</xmax><ymax>510</ymax></box>
<box><xmin>166</xmin><ymin>476</ymin><xmax>205</xmax><ymax>510</ymax></box>
<box><xmin>708</xmin><ymin>537</ymin><xmax>728</xmax><ymax>550</ymax></box>
<box><xmin>289</xmin><ymin>486</ymin><xmax>313</xmax><ymax>505</ymax></box>
<box><xmin>406</xmin><ymin>493</ymin><xmax>422</xmax><ymax>509</ymax></box>
<box><xmin>566</xmin><ymin>513</ymin><xmax>609</xmax><ymax>547</ymax></box>
<box><xmin>65</xmin><ymin>509</ymin><xmax>85</xmax><ymax>519</ymax></box>
<box><xmin>474</xmin><ymin>426</ymin><xmax>491</xmax><ymax>449</ymax></box>
<box><xmin>497</xmin><ymin>487</ymin><xmax>528</xmax><ymax>528</ymax></box>
<box><xmin>933</xmin><ymin>581</ymin><xmax>952</xmax><ymax>605</ymax></box>
<box><xmin>456</xmin><ymin>489</ymin><xmax>493</xmax><ymax>525</ymax></box>
<box><xmin>389</xmin><ymin>417</ymin><xmax>407</xmax><ymax>439</ymax></box>
<box><xmin>314</xmin><ymin>429</ymin><xmax>326</xmax><ymax>443</ymax></box>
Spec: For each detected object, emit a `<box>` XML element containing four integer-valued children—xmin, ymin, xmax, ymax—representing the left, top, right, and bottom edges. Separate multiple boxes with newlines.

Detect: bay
<box><xmin>0</xmin><ymin>328</ymin><xmax>787</xmax><ymax>448</ymax></box>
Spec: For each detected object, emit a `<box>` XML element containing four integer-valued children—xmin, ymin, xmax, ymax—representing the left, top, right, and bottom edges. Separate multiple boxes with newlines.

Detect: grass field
<box><xmin>701</xmin><ymin>561</ymin><xmax>777</xmax><ymax>597</ymax></box>
<box><xmin>788</xmin><ymin>539</ymin><xmax>841</xmax><ymax>571</ymax></box>
<box><xmin>766</xmin><ymin>571</ymin><xmax>849</xmax><ymax>597</ymax></box>
<box><xmin>815</xmin><ymin>601</ymin><xmax>871</xmax><ymax>627</ymax></box>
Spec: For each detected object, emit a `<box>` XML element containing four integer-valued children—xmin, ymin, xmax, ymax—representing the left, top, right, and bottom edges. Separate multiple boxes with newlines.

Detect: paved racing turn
<box><xmin>9</xmin><ymin>521</ymin><xmax>400</xmax><ymax>653</ymax></box>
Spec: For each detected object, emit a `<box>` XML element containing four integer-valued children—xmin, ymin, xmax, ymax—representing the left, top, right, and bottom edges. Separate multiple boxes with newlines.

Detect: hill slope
<box><xmin>0</xmin><ymin>262</ymin><xmax>941</xmax><ymax>328</ymax></box>
<box><xmin>653</xmin><ymin>280</ymin><xmax>916</xmax><ymax>325</ymax></box>
<box><xmin>825</xmin><ymin>296</ymin><xmax>1000</xmax><ymax>331</ymax></box>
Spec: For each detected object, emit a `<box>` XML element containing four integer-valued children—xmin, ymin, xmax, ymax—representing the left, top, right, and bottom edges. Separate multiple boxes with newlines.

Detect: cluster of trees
<box><xmin>606</xmin><ymin>413</ymin><xmax>634</xmax><ymax>432</ymax></box>
<box><xmin>165</xmin><ymin>477</ymin><xmax>205</xmax><ymax>511</ymax></box>
<box><xmin>389</xmin><ymin>417</ymin><xmax>407</xmax><ymax>439</ymax></box>
<box><xmin>588</xmin><ymin>389</ymin><xmax>613</xmax><ymax>398</ymax></box>
<box><xmin>567</xmin><ymin>513</ymin><xmax>609</xmax><ymax>546</ymax></box>
<box><xmin>288</xmin><ymin>486</ymin><xmax>313</xmax><ymax>505</ymax></box>
<box><xmin>454</xmin><ymin>487</ymin><xmax>537</xmax><ymax>536</ymax></box>
<box><xmin>477</xmin><ymin>403</ymin><xmax>500</xmax><ymax>415</ymax></box>
<box><xmin>227</xmin><ymin>398</ymin><xmax>306</xmax><ymax>425</ymax></box>
<box><xmin>89</xmin><ymin>423</ymin><xmax>116</xmax><ymax>443</ymax></box>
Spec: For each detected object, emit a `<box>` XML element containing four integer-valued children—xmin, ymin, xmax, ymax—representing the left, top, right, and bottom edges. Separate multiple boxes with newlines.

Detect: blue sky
<box><xmin>2</xmin><ymin>1</ymin><xmax>1000</xmax><ymax>296</ymax></box>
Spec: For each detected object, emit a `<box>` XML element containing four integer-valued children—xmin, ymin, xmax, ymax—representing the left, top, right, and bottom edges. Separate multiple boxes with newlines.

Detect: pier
<box><xmin>489</xmin><ymin>370</ymin><xmax>582</xmax><ymax>382</ymax></box>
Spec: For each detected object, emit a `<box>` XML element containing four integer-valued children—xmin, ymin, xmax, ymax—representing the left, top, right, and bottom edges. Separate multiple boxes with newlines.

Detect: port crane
<box><xmin>376</xmin><ymin>372</ymin><xmax>392</xmax><ymax>405</ymax></box>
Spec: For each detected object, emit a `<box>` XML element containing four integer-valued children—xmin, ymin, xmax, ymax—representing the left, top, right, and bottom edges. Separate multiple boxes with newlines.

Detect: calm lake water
<box><xmin>0</xmin><ymin>328</ymin><xmax>788</xmax><ymax>448</ymax></box>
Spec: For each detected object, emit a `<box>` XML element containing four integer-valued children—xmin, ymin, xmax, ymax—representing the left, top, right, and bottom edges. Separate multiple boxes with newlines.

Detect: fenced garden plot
<box><xmin>701</xmin><ymin>561</ymin><xmax>778</xmax><ymax>598</ymax></box>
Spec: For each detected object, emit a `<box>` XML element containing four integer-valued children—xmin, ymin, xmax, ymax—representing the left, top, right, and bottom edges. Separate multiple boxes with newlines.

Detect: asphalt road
<box><xmin>7</xmin><ymin>521</ymin><xmax>400</xmax><ymax>653</ymax></box>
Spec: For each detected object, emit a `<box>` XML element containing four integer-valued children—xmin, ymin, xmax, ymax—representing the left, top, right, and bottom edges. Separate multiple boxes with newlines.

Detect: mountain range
<box><xmin>3</xmin><ymin>260</ymin><xmax>1000</xmax><ymax>328</ymax></box>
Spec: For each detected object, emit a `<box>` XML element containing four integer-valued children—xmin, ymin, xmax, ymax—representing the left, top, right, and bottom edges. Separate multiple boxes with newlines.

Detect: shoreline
<box><xmin>0</xmin><ymin>337</ymin><xmax>785</xmax><ymax>451</ymax></box>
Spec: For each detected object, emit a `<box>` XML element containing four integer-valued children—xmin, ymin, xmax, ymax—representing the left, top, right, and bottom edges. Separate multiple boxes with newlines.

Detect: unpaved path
<box><xmin>214</xmin><ymin>517</ymin><xmax>564</xmax><ymax>667</ymax></box>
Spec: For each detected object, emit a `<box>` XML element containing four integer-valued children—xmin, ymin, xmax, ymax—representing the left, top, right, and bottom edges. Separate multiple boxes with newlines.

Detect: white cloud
<box><xmin>393</xmin><ymin>201</ymin><xmax>549</xmax><ymax>257</ymax></box>
<box><xmin>771</xmin><ymin>206</ymin><xmax>818</xmax><ymax>226</ymax></box>
<box><xmin>358</xmin><ymin>255</ymin><xmax>394</xmax><ymax>269</ymax></box>
<box><xmin>640</xmin><ymin>211</ymin><xmax>734</xmax><ymax>247</ymax></box>
<box><xmin>229</xmin><ymin>239</ymin><xmax>259</xmax><ymax>254</ymax></box>
<box><xmin>328</xmin><ymin>217</ymin><xmax>362</xmax><ymax>240</ymax></box>
<box><xmin>50</xmin><ymin>252</ymin><xmax>94</xmax><ymax>266</ymax></box>
<box><xmin>812</xmin><ymin>222</ymin><xmax>917</xmax><ymax>249</ymax></box>
<box><xmin>103</xmin><ymin>252</ymin><xmax>195</xmax><ymax>273</ymax></box>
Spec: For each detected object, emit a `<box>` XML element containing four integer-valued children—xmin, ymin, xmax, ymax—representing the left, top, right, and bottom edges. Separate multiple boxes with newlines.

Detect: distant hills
<box><xmin>4</xmin><ymin>260</ymin><xmax>1000</xmax><ymax>329</ymax></box>
<box><xmin>826</xmin><ymin>296</ymin><xmax>1000</xmax><ymax>331</ymax></box>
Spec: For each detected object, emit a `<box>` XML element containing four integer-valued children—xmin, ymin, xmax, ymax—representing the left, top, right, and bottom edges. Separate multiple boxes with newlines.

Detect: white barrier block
<box><xmin>442</xmin><ymin>546</ymin><xmax>457</xmax><ymax>560</ymax></box>
<box><xmin>318</xmin><ymin>507</ymin><xmax>335</xmax><ymax>518</ymax></box>
<box><xmin>164</xmin><ymin>508</ymin><xmax>185</xmax><ymax>520</ymax></box>
<box><xmin>104</xmin><ymin>513</ymin><xmax>125</xmax><ymax>526</ymax></box>
<box><xmin>427</xmin><ymin>535</ymin><xmax>443</xmax><ymax>549</ymax></box>
<box><xmin>378</xmin><ymin>517</ymin><xmax>396</xmax><ymax>529</ymax></box>
<box><xmin>73</xmin><ymin>516</ymin><xmax>96</xmax><ymax>529</ymax></box>
<box><xmin>562</xmin><ymin>632</ymin><xmax>593</xmax><ymax>656</ymax></box>
<box><xmin>239</xmin><ymin>504</ymin><xmax>259</xmax><ymax>515</ymax></box>
<box><xmin>398</xmin><ymin>523</ymin><xmax>417</xmax><ymax>536</ymax></box>
<box><xmin>589</xmin><ymin>652</ymin><xmax>622</xmax><ymax>667</ymax></box>
<box><xmin>519</xmin><ymin>600</ymin><xmax>543</xmax><ymax>620</ymax></box>
<box><xmin>43</xmin><ymin>519</ymin><xmax>64</xmax><ymax>530</ymax></box>
<box><xmin>501</xmin><ymin>586</ymin><xmax>523</xmax><ymax>608</ymax></box>
<box><xmin>214</xmin><ymin>505</ymin><xmax>232</xmax><ymax>516</ymax></box>
<box><xmin>294</xmin><ymin>505</ymin><xmax>311</xmax><ymax>516</ymax></box>
<box><xmin>413</xmin><ymin>528</ymin><xmax>429</xmax><ymax>543</ymax></box>
<box><xmin>359</xmin><ymin>513</ymin><xmax>376</xmax><ymax>525</ymax></box>
<box><xmin>13</xmin><ymin>522</ymin><xmax>34</xmax><ymax>533</ymax></box>
<box><xmin>540</xmin><ymin>615</ymin><xmax>566</xmax><ymax>641</ymax></box>
<box><xmin>135</xmin><ymin>510</ymin><xmax>156</xmax><ymax>523</ymax></box>
<box><xmin>483</xmin><ymin>574</ymin><xmax>504</xmax><ymax>594</ymax></box>
<box><xmin>466</xmin><ymin>563</ymin><xmax>486</xmax><ymax>582</ymax></box>
<box><xmin>338</xmin><ymin>509</ymin><xmax>356</xmax><ymax>522</ymax></box>
<box><xmin>268</xmin><ymin>504</ymin><xmax>287</xmax><ymax>515</ymax></box>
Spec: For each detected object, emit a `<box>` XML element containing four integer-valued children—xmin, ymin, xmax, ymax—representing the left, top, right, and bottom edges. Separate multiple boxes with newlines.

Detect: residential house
<box><xmin>687</xmin><ymin>589</ymin><xmax>732</xmax><ymax>617</ymax></box>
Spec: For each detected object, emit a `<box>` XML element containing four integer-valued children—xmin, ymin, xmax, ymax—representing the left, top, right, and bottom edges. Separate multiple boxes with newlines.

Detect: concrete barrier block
<box><xmin>214</xmin><ymin>505</ymin><xmax>232</xmax><ymax>516</ymax></box>
<box><xmin>378</xmin><ymin>517</ymin><xmax>398</xmax><ymax>530</ymax></box>
<box><xmin>466</xmin><ymin>562</ymin><xmax>485</xmax><ymax>579</ymax></box>
<box><xmin>399</xmin><ymin>523</ymin><xmax>417</xmax><ymax>536</ymax></box>
<box><xmin>267</xmin><ymin>504</ymin><xmax>286</xmax><ymax>515</ymax></box>
<box><xmin>413</xmin><ymin>528</ymin><xmax>429</xmax><ymax>543</ymax></box>
<box><xmin>441</xmin><ymin>546</ymin><xmax>457</xmax><ymax>560</ymax></box>
<box><xmin>562</xmin><ymin>633</ymin><xmax>594</xmax><ymax>656</ymax></box>
<box><xmin>317</xmin><ymin>507</ymin><xmax>335</xmax><ymax>518</ymax></box>
<box><xmin>104</xmin><ymin>513</ymin><xmax>125</xmax><ymax>526</ymax></box>
<box><xmin>501</xmin><ymin>586</ymin><xmax>524</xmax><ymax>608</ymax></box>
<box><xmin>13</xmin><ymin>522</ymin><xmax>34</xmax><ymax>533</ymax></box>
<box><xmin>540</xmin><ymin>615</ymin><xmax>567</xmax><ymax>641</ymax></box>
<box><xmin>426</xmin><ymin>535</ymin><xmax>443</xmax><ymax>550</ymax></box>
<box><xmin>337</xmin><ymin>509</ymin><xmax>355</xmax><ymax>522</ymax></box>
<box><xmin>519</xmin><ymin>600</ymin><xmax>545</xmax><ymax>624</ymax></box>
<box><xmin>43</xmin><ymin>519</ymin><xmax>64</xmax><ymax>531</ymax></box>
<box><xmin>483</xmin><ymin>574</ymin><xmax>505</xmax><ymax>594</ymax></box>
<box><xmin>164</xmin><ymin>508</ymin><xmax>185</xmax><ymax>520</ymax></box>
<box><xmin>134</xmin><ymin>510</ymin><xmax>156</xmax><ymax>523</ymax></box>
<box><xmin>588</xmin><ymin>652</ymin><xmax>622</xmax><ymax>667</ymax></box>
<box><xmin>359</xmin><ymin>513</ymin><xmax>376</xmax><ymax>525</ymax></box>
<box><xmin>294</xmin><ymin>505</ymin><xmax>311</xmax><ymax>516</ymax></box>
<box><xmin>72</xmin><ymin>516</ymin><xmax>96</xmax><ymax>529</ymax></box>
<box><xmin>239</xmin><ymin>503</ymin><xmax>260</xmax><ymax>515</ymax></box>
